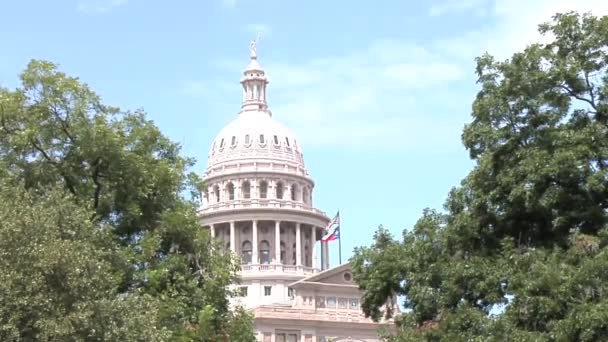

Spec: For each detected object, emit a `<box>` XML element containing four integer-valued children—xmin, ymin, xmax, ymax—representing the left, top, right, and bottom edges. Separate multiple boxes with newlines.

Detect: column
<box><xmin>312</xmin><ymin>227</ymin><xmax>317</xmax><ymax>270</ymax></box>
<box><xmin>275</xmin><ymin>221</ymin><xmax>281</xmax><ymax>264</ymax></box>
<box><xmin>252</xmin><ymin>220</ymin><xmax>258</xmax><ymax>264</ymax></box>
<box><xmin>295</xmin><ymin>223</ymin><xmax>302</xmax><ymax>267</ymax></box>
<box><xmin>210</xmin><ymin>224</ymin><xmax>215</xmax><ymax>239</ymax></box>
<box><xmin>230</xmin><ymin>221</ymin><xmax>236</xmax><ymax>253</ymax></box>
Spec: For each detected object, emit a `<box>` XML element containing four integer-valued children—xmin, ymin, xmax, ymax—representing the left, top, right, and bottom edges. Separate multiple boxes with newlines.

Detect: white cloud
<box><xmin>190</xmin><ymin>0</ymin><xmax>608</xmax><ymax>151</ymax></box>
<box><xmin>77</xmin><ymin>0</ymin><xmax>127</xmax><ymax>13</ymax></box>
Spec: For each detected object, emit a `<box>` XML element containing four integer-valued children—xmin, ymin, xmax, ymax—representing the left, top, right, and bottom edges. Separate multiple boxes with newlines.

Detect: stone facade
<box><xmin>199</xmin><ymin>41</ymin><xmax>392</xmax><ymax>341</ymax></box>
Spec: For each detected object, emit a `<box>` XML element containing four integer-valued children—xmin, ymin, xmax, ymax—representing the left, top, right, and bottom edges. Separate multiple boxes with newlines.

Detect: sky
<box><xmin>1</xmin><ymin>0</ymin><xmax>607</xmax><ymax>267</ymax></box>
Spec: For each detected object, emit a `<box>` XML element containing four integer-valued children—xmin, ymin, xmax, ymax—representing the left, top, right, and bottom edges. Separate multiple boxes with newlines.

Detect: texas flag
<box><xmin>321</xmin><ymin>211</ymin><xmax>340</xmax><ymax>242</ymax></box>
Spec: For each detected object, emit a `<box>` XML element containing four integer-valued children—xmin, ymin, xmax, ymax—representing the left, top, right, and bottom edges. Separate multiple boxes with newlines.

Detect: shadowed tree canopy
<box><xmin>0</xmin><ymin>60</ymin><xmax>255</xmax><ymax>341</ymax></box>
<box><xmin>352</xmin><ymin>11</ymin><xmax>608</xmax><ymax>341</ymax></box>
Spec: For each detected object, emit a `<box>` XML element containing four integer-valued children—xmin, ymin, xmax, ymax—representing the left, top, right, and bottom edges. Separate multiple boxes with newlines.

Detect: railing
<box><xmin>239</xmin><ymin>263</ymin><xmax>318</xmax><ymax>275</ymax></box>
<box><xmin>200</xmin><ymin>198</ymin><xmax>327</xmax><ymax>216</ymax></box>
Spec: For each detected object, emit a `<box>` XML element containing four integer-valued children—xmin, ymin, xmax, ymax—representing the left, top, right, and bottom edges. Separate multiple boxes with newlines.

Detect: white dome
<box><xmin>207</xmin><ymin>110</ymin><xmax>305</xmax><ymax>169</ymax></box>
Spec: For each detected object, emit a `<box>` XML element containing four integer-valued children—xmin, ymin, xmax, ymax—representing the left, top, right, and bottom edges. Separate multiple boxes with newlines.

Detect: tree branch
<box><xmin>31</xmin><ymin>138</ymin><xmax>77</xmax><ymax>195</ymax></box>
<box><xmin>557</xmin><ymin>84</ymin><xmax>597</xmax><ymax>112</ymax></box>
<box><xmin>92</xmin><ymin>157</ymin><xmax>103</xmax><ymax>211</ymax></box>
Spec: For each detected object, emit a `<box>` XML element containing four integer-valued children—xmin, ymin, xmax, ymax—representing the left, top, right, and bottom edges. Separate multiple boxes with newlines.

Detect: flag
<box><xmin>321</xmin><ymin>211</ymin><xmax>340</xmax><ymax>242</ymax></box>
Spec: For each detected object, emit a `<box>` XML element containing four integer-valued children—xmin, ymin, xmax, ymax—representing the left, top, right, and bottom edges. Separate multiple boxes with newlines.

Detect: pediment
<box><xmin>289</xmin><ymin>263</ymin><xmax>358</xmax><ymax>288</ymax></box>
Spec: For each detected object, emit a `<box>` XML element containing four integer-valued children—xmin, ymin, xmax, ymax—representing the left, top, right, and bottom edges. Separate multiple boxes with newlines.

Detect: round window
<box><xmin>343</xmin><ymin>272</ymin><xmax>352</xmax><ymax>282</ymax></box>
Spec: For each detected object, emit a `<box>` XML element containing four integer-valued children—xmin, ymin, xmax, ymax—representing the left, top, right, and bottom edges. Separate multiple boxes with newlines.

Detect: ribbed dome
<box><xmin>207</xmin><ymin>110</ymin><xmax>305</xmax><ymax>169</ymax></box>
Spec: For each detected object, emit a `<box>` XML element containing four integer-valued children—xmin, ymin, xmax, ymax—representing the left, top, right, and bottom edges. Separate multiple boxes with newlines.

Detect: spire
<box><xmin>240</xmin><ymin>36</ymin><xmax>270</xmax><ymax>114</ymax></box>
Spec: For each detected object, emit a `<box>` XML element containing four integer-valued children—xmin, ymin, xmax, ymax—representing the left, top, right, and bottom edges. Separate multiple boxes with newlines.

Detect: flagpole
<box><xmin>338</xmin><ymin>209</ymin><xmax>342</xmax><ymax>265</ymax></box>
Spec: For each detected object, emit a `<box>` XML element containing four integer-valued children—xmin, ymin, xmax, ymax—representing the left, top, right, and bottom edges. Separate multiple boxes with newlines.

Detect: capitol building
<box><xmin>198</xmin><ymin>41</ymin><xmax>395</xmax><ymax>342</ymax></box>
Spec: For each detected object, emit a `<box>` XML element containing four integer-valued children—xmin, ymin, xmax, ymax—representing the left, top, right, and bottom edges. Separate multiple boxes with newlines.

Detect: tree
<box><xmin>0</xmin><ymin>60</ymin><xmax>255</xmax><ymax>341</ymax></box>
<box><xmin>352</xmin><ymin>11</ymin><xmax>608</xmax><ymax>341</ymax></box>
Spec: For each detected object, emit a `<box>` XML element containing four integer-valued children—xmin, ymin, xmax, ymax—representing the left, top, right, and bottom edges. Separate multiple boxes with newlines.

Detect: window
<box><xmin>273</xmin><ymin>135</ymin><xmax>279</xmax><ymax>145</ymax></box>
<box><xmin>350</xmin><ymin>298</ymin><xmax>359</xmax><ymax>310</ymax></box>
<box><xmin>276</xmin><ymin>333</ymin><xmax>299</xmax><ymax>342</ymax></box>
<box><xmin>259</xmin><ymin>134</ymin><xmax>265</xmax><ymax>144</ymax></box>
<box><xmin>259</xmin><ymin>240</ymin><xmax>271</xmax><ymax>264</ymax></box>
<box><xmin>226</xmin><ymin>182</ymin><xmax>235</xmax><ymax>200</ymax></box>
<box><xmin>326</xmin><ymin>296</ymin><xmax>336</xmax><ymax>308</ymax></box>
<box><xmin>316</xmin><ymin>296</ymin><xmax>326</xmax><ymax>308</ymax></box>
<box><xmin>259</xmin><ymin>181</ymin><xmax>268</xmax><ymax>198</ymax></box>
<box><xmin>280</xmin><ymin>241</ymin><xmax>286</xmax><ymax>264</ymax></box>
<box><xmin>288</xmin><ymin>287</ymin><xmax>294</xmax><ymax>299</ymax></box>
<box><xmin>285</xmin><ymin>137</ymin><xmax>290</xmax><ymax>147</ymax></box>
<box><xmin>238</xmin><ymin>286</ymin><xmax>248</xmax><ymax>297</ymax></box>
<box><xmin>276</xmin><ymin>182</ymin><xmax>284</xmax><ymax>199</ymax></box>
<box><xmin>291</xmin><ymin>184</ymin><xmax>298</xmax><ymax>201</ymax></box>
<box><xmin>264</xmin><ymin>286</ymin><xmax>272</xmax><ymax>296</ymax></box>
<box><xmin>303</xmin><ymin>187</ymin><xmax>309</xmax><ymax>204</ymax></box>
<box><xmin>338</xmin><ymin>298</ymin><xmax>348</xmax><ymax>309</ymax></box>
<box><xmin>304</xmin><ymin>245</ymin><xmax>310</xmax><ymax>266</ymax></box>
<box><xmin>231</xmin><ymin>136</ymin><xmax>237</xmax><ymax>146</ymax></box>
<box><xmin>241</xmin><ymin>241</ymin><xmax>252</xmax><ymax>264</ymax></box>
<box><xmin>213</xmin><ymin>185</ymin><xmax>220</xmax><ymax>202</ymax></box>
<box><xmin>220</xmin><ymin>138</ymin><xmax>225</xmax><ymax>149</ymax></box>
<box><xmin>242</xmin><ymin>181</ymin><xmax>251</xmax><ymax>199</ymax></box>
<box><xmin>343</xmin><ymin>272</ymin><xmax>352</xmax><ymax>282</ymax></box>
<box><xmin>292</xmin><ymin>242</ymin><xmax>296</xmax><ymax>265</ymax></box>
<box><xmin>245</xmin><ymin>134</ymin><xmax>250</xmax><ymax>145</ymax></box>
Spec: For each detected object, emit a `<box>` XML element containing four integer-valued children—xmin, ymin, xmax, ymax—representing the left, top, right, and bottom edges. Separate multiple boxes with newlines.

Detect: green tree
<box><xmin>352</xmin><ymin>11</ymin><xmax>608</xmax><ymax>341</ymax></box>
<box><xmin>0</xmin><ymin>60</ymin><xmax>255</xmax><ymax>341</ymax></box>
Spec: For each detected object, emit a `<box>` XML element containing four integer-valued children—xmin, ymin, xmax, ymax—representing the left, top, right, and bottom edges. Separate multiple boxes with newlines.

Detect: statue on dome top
<box><xmin>249</xmin><ymin>33</ymin><xmax>261</xmax><ymax>59</ymax></box>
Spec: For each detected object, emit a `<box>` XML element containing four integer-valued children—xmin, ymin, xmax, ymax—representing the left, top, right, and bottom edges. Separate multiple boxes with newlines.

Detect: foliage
<box><xmin>0</xmin><ymin>60</ymin><xmax>254</xmax><ymax>340</ymax></box>
<box><xmin>352</xmin><ymin>11</ymin><xmax>608</xmax><ymax>341</ymax></box>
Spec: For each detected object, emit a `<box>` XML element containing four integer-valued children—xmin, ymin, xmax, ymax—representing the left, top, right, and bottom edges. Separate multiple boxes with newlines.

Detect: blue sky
<box><xmin>1</xmin><ymin>0</ymin><xmax>606</xmax><ymax>267</ymax></box>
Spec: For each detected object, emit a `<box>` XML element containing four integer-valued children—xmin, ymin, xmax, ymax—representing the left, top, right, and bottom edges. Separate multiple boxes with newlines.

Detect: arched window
<box><xmin>259</xmin><ymin>180</ymin><xmax>268</xmax><ymax>199</ymax></box>
<box><xmin>276</xmin><ymin>182</ymin><xmax>284</xmax><ymax>199</ymax></box>
<box><xmin>305</xmin><ymin>244</ymin><xmax>310</xmax><ymax>267</ymax></box>
<box><xmin>259</xmin><ymin>240</ymin><xmax>271</xmax><ymax>264</ymax></box>
<box><xmin>280</xmin><ymin>241</ymin><xmax>286</xmax><ymax>264</ymax></box>
<box><xmin>245</xmin><ymin>134</ymin><xmax>250</xmax><ymax>145</ymax></box>
<box><xmin>226</xmin><ymin>182</ymin><xmax>235</xmax><ymax>200</ymax></box>
<box><xmin>292</xmin><ymin>242</ymin><xmax>297</xmax><ymax>265</ymax></box>
<box><xmin>241</xmin><ymin>240</ymin><xmax>252</xmax><ymax>264</ymax></box>
<box><xmin>242</xmin><ymin>181</ymin><xmax>251</xmax><ymax>199</ymax></box>
<box><xmin>213</xmin><ymin>185</ymin><xmax>220</xmax><ymax>202</ymax></box>
<box><xmin>291</xmin><ymin>184</ymin><xmax>298</xmax><ymax>201</ymax></box>
<box><xmin>259</xmin><ymin>134</ymin><xmax>265</xmax><ymax>145</ymax></box>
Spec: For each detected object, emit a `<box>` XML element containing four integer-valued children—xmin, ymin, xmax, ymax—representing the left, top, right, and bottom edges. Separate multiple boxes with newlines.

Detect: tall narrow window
<box><xmin>259</xmin><ymin>180</ymin><xmax>268</xmax><ymax>198</ymax></box>
<box><xmin>241</xmin><ymin>240</ymin><xmax>252</xmax><ymax>264</ymax></box>
<box><xmin>227</xmin><ymin>182</ymin><xmax>235</xmax><ymax>200</ymax></box>
<box><xmin>259</xmin><ymin>240</ymin><xmax>271</xmax><ymax>264</ymax></box>
<box><xmin>220</xmin><ymin>138</ymin><xmax>225</xmax><ymax>148</ymax></box>
<box><xmin>245</xmin><ymin>134</ymin><xmax>250</xmax><ymax>145</ymax></box>
<box><xmin>273</xmin><ymin>135</ymin><xmax>279</xmax><ymax>145</ymax></box>
<box><xmin>291</xmin><ymin>184</ymin><xmax>298</xmax><ymax>201</ymax></box>
<box><xmin>280</xmin><ymin>241</ymin><xmax>286</xmax><ymax>264</ymax></box>
<box><xmin>302</xmin><ymin>187</ymin><xmax>309</xmax><ymax>204</ymax></box>
<box><xmin>213</xmin><ymin>185</ymin><xmax>220</xmax><ymax>202</ymax></box>
<box><xmin>276</xmin><ymin>182</ymin><xmax>284</xmax><ymax>199</ymax></box>
<box><xmin>242</xmin><ymin>181</ymin><xmax>251</xmax><ymax>199</ymax></box>
<box><xmin>285</xmin><ymin>137</ymin><xmax>290</xmax><ymax>147</ymax></box>
<box><xmin>292</xmin><ymin>242</ymin><xmax>297</xmax><ymax>265</ymax></box>
<box><xmin>259</xmin><ymin>134</ymin><xmax>265</xmax><ymax>144</ymax></box>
